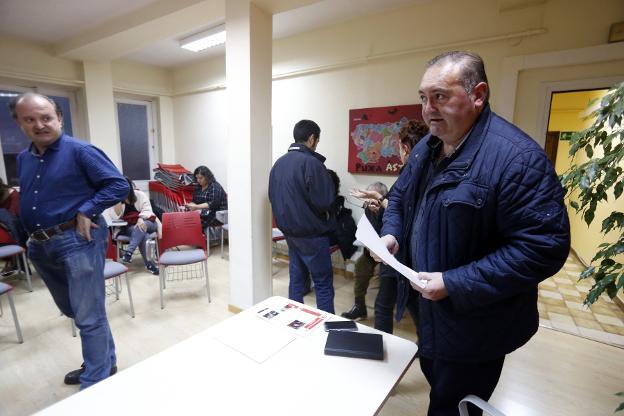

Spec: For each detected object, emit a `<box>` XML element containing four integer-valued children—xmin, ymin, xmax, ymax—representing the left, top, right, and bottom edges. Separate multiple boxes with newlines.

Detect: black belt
<box><xmin>30</xmin><ymin>219</ymin><xmax>77</xmax><ymax>242</ymax></box>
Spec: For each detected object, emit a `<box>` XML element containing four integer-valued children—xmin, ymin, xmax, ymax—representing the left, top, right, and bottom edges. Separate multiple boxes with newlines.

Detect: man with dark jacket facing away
<box><xmin>269</xmin><ymin>120</ymin><xmax>337</xmax><ymax>313</ymax></box>
<box><xmin>378</xmin><ymin>51</ymin><xmax>570</xmax><ymax>415</ymax></box>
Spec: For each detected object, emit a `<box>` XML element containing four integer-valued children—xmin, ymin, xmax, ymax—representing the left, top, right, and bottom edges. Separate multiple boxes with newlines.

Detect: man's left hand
<box><xmin>410</xmin><ymin>271</ymin><xmax>448</xmax><ymax>301</ymax></box>
<box><xmin>76</xmin><ymin>212</ymin><xmax>98</xmax><ymax>241</ymax></box>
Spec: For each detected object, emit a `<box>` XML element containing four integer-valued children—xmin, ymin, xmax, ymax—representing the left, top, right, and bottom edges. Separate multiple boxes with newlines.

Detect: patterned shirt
<box><xmin>192</xmin><ymin>180</ymin><xmax>227</xmax><ymax>225</ymax></box>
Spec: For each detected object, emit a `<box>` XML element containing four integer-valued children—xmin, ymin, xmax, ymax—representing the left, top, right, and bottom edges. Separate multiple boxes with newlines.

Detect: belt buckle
<box><xmin>32</xmin><ymin>229</ymin><xmax>50</xmax><ymax>241</ymax></box>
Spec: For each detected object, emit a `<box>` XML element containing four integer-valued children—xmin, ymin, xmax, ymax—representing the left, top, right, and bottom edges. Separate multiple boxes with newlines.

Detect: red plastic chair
<box><xmin>158</xmin><ymin>211</ymin><xmax>210</xmax><ymax>309</ymax></box>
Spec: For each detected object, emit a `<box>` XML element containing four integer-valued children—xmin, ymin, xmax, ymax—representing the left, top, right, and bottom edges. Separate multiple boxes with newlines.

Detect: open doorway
<box><xmin>538</xmin><ymin>88</ymin><xmax>624</xmax><ymax>347</ymax></box>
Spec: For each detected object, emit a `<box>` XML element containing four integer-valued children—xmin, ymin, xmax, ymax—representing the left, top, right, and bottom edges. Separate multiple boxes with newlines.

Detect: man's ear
<box><xmin>471</xmin><ymin>82</ymin><xmax>488</xmax><ymax>108</ymax></box>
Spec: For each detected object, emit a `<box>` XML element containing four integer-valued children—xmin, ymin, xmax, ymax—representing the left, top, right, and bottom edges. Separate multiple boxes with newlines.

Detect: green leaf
<box><xmin>585</xmin><ymin>144</ymin><xmax>594</xmax><ymax>158</ymax></box>
<box><xmin>584</xmin><ymin>209</ymin><xmax>594</xmax><ymax>226</ymax></box>
<box><xmin>570</xmin><ymin>200</ymin><xmax>579</xmax><ymax>211</ymax></box>
<box><xmin>615</xmin><ymin>181</ymin><xmax>624</xmax><ymax>199</ymax></box>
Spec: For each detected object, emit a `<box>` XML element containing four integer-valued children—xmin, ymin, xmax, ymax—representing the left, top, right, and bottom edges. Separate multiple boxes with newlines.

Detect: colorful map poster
<box><xmin>348</xmin><ymin>104</ymin><xmax>423</xmax><ymax>175</ymax></box>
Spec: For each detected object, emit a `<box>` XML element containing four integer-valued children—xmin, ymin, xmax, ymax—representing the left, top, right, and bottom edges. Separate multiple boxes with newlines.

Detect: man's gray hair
<box><xmin>367</xmin><ymin>182</ymin><xmax>388</xmax><ymax>197</ymax></box>
<box><xmin>426</xmin><ymin>51</ymin><xmax>490</xmax><ymax>104</ymax></box>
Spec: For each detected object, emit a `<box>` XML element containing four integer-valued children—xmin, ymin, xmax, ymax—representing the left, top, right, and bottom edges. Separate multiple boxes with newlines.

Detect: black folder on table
<box><xmin>324</xmin><ymin>330</ymin><xmax>384</xmax><ymax>360</ymax></box>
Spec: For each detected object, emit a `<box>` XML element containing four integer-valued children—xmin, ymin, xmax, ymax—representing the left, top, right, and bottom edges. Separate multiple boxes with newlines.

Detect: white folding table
<box><xmin>36</xmin><ymin>296</ymin><xmax>418</xmax><ymax>416</ymax></box>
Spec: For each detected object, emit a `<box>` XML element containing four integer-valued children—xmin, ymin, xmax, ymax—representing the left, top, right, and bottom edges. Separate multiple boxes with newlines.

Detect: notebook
<box><xmin>324</xmin><ymin>330</ymin><xmax>384</xmax><ymax>360</ymax></box>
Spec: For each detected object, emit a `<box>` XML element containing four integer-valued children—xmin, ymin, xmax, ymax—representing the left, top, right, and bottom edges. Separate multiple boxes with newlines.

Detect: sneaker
<box><xmin>120</xmin><ymin>251</ymin><xmax>132</xmax><ymax>264</ymax></box>
<box><xmin>341</xmin><ymin>303</ymin><xmax>368</xmax><ymax>321</ymax></box>
<box><xmin>64</xmin><ymin>363</ymin><xmax>118</xmax><ymax>385</ymax></box>
<box><xmin>146</xmin><ymin>263</ymin><xmax>159</xmax><ymax>276</ymax></box>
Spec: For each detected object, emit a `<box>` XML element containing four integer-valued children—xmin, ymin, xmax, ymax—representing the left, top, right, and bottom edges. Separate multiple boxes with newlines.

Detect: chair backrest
<box><xmin>106</xmin><ymin>232</ymin><xmax>118</xmax><ymax>261</ymax></box>
<box><xmin>159</xmin><ymin>211</ymin><xmax>206</xmax><ymax>254</ymax></box>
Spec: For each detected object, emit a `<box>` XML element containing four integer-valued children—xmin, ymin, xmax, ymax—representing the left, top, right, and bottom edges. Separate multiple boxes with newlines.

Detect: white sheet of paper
<box><xmin>210</xmin><ymin>316</ymin><xmax>296</xmax><ymax>363</ymax></box>
<box><xmin>355</xmin><ymin>214</ymin><xmax>427</xmax><ymax>289</ymax></box>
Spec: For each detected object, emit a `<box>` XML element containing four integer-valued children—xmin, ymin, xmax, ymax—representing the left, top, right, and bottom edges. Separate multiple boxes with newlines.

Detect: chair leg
<box><xmin>114</xmin><ymin>276</ymin><xmax>120</xmax><ymax>300</ymax></box>
<box><xmin>70</xmin><ymin>318</ymin><xmax>77</xmax><ymax>337</ymax></box>
<box><xmin>124</xmin><ymin>273</ymin><xmax>135</xmax><ymax>318</ymax></box>
<box><xmin>160</xmin><ymin>267</ymin><xmax>166</xmax><ymax>310</ymax></box>
<box><xmin>19</xmin><ymin>253</ymin><xmax>32</xmax><ymax>292</ymax></box>
<box><xmin>220</xmin><ymin>228</ymin><xmax>224</xmax><ymax>259</ymax></box>
<box><xmin>206</xmin><ymin>228</ymin><xmax>210</xmax><ymax>257</ymax></box>
<box><xmin>6</xmin><ymin>291</ymin><xmax>23</xmax><ymax>343</ymax></box>
<box><xmin>203</xmin><ymin>260</ymin><xmax>211</xmax><ymax>303</ymax></box>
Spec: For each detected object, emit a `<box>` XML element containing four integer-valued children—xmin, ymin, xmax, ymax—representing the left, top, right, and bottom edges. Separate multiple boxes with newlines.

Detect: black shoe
<box><xmin>146</xmin><ymin>263</ymin><xmax>159</xmax><ymax>276</ymax></box>
<box><xmin>120</xmin><ymin>251</ymin><xmax>132</xmax><ymax>264</ymax></box>
<box><xmin>341</xmin><ymin>303</ymin><xmax>368</xmax><ymax>321</ymax></box>
<box><xmin>64</xmin><ymin>363</ymin><xmax>118</xmax><ymax>385</ymax></box>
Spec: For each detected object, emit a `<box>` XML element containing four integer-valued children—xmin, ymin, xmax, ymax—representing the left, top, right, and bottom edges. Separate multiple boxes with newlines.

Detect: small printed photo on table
<box><xmin>263</xmin><ymin>311</ymin><xmax>279</xmax><ymax>319</ymax></box>
<box><xmin>288</xmin><ymin>320</ymin><xmax>305</xmax><ymax>330</ymax></box>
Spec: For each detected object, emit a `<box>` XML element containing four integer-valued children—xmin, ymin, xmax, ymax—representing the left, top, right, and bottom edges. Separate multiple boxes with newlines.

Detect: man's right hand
<box><xmin>370</xmin><ymin>234</ymin><xmax>399</xmax><ymax>262</ymax></box>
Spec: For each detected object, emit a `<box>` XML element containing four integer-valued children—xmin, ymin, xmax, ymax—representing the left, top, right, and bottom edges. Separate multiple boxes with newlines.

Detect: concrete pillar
<box><xmin>225</xmin><ymin>0</ymin><xmax>273</xmax><ymax>310</ymax></box>
<box><xmin>82</xmin><ymin>61</ymin><xmax>122</xmax><ymax>167</ymax></box>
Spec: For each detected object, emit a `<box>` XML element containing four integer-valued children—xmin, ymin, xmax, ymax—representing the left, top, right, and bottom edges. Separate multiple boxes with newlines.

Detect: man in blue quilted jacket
<box><xmin>379</xmin><ymin>51</ymin><xmax>570</xmax><ymax>415</ymax></box>
<box><xmin>268</xmin><ymin>120</ymin><xmax>337</xmax><ymax>313</ymax></box>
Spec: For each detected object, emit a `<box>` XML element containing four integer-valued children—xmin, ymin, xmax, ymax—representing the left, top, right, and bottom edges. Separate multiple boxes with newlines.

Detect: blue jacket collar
<box><xmin>288</xmin><ymin>142</ymin><xmax>326</xmax><ymax>163</ymax></box>
<box><xmin>422</xmin><ymin>105</ymin><xmax>492</xmax><ymax>171</ymax></box>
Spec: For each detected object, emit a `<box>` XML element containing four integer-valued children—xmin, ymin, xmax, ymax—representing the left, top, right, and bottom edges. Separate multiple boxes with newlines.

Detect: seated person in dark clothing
<box><xmin>185</xmin><ymin>165</ymin><xmax>228</xmax><ymax>229</ymax></box>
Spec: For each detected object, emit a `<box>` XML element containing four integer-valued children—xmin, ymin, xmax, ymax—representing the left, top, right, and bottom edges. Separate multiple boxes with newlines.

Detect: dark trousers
<box><xmin>286</xmin><ymin>235</ymin><xmax>334</xmax><ymax>314</ymax></box>
<box><xmin>374</xmin><ymin>268</ymin><xmax>419</xmax><ymax>334</ymax></box>
<box><xmin>419</xmin><ymin>356</ymin><xmax>505</xmax><ymax>416</ymax></box>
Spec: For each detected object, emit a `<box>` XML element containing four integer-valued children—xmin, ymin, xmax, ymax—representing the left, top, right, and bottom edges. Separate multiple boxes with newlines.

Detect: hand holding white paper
<box><xmin>354</xmin><ymin>215</ymin><xmax>427</xmax><ymax>289</ymax></box>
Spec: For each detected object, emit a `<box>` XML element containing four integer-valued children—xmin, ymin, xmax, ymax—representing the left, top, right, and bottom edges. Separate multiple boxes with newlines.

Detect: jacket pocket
<box><xmin>440</xmin><ymin>182</ymin><xmax>490</xmax><ymax>263</ymax></box>
<box><xmin>441</xmin><ymin>182</ymin><xmax>488</xmax><ymax>209</ymax></box>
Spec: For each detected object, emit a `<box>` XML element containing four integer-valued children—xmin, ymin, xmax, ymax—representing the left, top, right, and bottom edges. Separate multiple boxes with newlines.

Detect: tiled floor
<box><xmin>538</xmin><ymin>254</ymin><xmax>624</xmax><ymax>347</ymax></box>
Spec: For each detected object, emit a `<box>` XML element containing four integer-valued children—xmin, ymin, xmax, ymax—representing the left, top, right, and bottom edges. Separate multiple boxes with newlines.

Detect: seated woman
<box><xmin>185</xmin><ymin>166</ymin><xmax>228</xmax><ymax>238</ymax></box>
<box><xmin>0</xmin><ymin>179</ymin><xmax>27</xmax><ymax>274</ymax></box>
<box><xmin>106</xmin><ymin>177</ymin><xmax>161</xmax><ymax>275</ymax></box>
<box><xmin>0</xmin><ymin>179</ymin><xmax>25</xmax><ymax>245</ymax></box>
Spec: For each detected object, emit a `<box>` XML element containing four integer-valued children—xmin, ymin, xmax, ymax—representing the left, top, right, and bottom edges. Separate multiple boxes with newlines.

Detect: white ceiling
<box><xmin>0</xmin><ymin>0</ymin><xmax>428</xmax><ymax>68</ymax></box>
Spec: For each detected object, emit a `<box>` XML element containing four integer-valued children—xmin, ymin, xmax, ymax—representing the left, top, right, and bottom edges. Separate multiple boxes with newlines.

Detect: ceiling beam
<box><xmin>54</xmin><ymin>0</ymin><xmax>224</xmax><ymax>61</ymax></box>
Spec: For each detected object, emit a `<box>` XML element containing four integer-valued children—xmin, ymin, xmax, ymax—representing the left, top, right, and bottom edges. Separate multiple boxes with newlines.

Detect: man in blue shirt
<box><xmin>268</xmin><ymin>120</ymin><xmax>337</xmax><ymax>313</ymax></box>
<box><xmin>10</xmin><ymin>93</ymin><xmax>129</xmax><ymax>389</ymax></box>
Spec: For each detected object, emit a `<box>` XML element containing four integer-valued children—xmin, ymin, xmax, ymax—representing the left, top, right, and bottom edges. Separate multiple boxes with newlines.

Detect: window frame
<box><xmin>114</xmin><ymin>94</ymin><xmax>160</xmax><ymax>191</ymax></box>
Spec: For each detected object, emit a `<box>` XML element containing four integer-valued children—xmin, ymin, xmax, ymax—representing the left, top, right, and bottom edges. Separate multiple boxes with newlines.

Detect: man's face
<box><xmin>14</xmin><ymin>96</ymin><xmax>63</xmax><ymax>152</ymax></box>
<box><xmin>418</xmin><ymin>62</ymin><xmax>484</xmax><ymax>143</ymax></box>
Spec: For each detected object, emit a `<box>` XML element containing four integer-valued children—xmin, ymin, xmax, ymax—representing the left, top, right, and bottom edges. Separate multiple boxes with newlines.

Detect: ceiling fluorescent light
<box><xmin>180</xmin><ymin>24</ymin><xmax>226</xmax><ymax>52</ymax></box>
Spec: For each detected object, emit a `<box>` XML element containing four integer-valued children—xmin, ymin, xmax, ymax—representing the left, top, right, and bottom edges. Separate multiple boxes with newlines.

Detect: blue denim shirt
<box><xmin>17</xmin><ymin>133</ymin><xmax>129</xmax><ymax>234</ymax></box>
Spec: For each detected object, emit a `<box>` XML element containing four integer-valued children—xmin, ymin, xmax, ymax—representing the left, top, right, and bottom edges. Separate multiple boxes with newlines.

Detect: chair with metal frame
<box><xmin>215</xmin><ymin>210</ymin><xmax>228</xmax><ymax>258</ymax></box>
<box><xmin>104</xmin><ymin>233</ymin><xmax>135</xmax><ymax>318</ymax></box>
<box><xmin>0</xmin><ymin>281</ymin><xmax>23</xmax><ymax>343</ymax></box>
<box><xmin>458</xmin><ymin>395</ymin><xmax>505</xmax><ymax>416</ymax></box>
<box><xmin>0</xmin><ymin>245</ymin><xmax>32</xmax><ymax>292</ymax></box>
<box><xmin>158</xmin><ymin>211</ymin><xmax>210</xmax><ymax>309</ymax></box>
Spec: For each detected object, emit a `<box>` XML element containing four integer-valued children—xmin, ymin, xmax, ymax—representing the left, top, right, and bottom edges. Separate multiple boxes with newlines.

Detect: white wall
<box><xmin>172</xmin><ymin>89</ymin><xmax>228</xmax><ymax>189</ymax></box>
<box><xmin>170</xmin><ymin>0</ymin><xmax>624</xmax><ymax>219</ymax></box>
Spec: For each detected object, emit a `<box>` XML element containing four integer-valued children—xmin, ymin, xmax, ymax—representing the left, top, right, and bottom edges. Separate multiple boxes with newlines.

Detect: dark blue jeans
<box><xmin>286</xmin><ymin>235</ymin><xmax>335</xmax><ymax>314</ymax></box>
<box><xmin>28</xmin><ymin>217</ymin><xmax>115</xmax><ymax>389</ymax></box>
<box><xmin>122</xmin><ymin>219</ymin><xmax>157</xmax><ymax>267</ymax></box>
